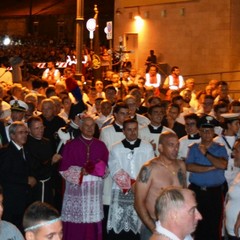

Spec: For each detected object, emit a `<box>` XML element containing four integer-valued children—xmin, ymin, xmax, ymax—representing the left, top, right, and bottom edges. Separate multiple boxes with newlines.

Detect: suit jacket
<box><xmin>0</xmin><ymin>141</ymin><xmax>34</xmax><ymax>216</ymax></box>
<box><xmin>0</xmin><ymin>120</ymin><xmax>8</xmax><ymax>147</ymax></box>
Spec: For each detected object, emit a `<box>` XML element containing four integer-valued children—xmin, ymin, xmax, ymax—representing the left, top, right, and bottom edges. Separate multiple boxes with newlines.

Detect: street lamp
<box><xmin>86</xmin><ymin>18</ymin><xmax>96</xmax><ymax>50</ymax></box>
<box><xmin>75</xmin><ymin>0</ymin><xmax>84</xmax><ymax>79</ymax></box>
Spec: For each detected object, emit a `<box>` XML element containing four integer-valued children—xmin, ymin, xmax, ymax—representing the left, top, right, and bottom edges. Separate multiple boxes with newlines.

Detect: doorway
<box><xmin>125</xmin><ymin>33</ymin><xmax>138</xmax><ymax>69</ymax></box>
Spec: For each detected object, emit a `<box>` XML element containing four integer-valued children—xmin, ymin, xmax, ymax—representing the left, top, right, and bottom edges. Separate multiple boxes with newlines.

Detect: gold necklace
<box><xmin>160</xmin><ymin>161</ymin><xmax>176</xmax><ymax>176</ymax></box>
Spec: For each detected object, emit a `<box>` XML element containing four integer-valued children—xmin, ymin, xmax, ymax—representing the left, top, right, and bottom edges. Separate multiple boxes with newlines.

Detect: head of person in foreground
<box><xmin>23</xmin><ymin>201</ymin><xmax>62</xmax><ymax>240</ymax></box>
<box><xmin>151</xmin><ymin>187</ymin><xmax>202</xmax><ymax>240</ymax></box>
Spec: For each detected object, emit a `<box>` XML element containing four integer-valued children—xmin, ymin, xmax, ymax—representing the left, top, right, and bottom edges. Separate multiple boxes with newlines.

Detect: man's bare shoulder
<box><xmin>137</xmin><ymin>157</ymin><xmax>160</xmax><ymax>183</ymax></box>
<box><xmin>178</xmin><ymin>159</ymin><xmax>186</xmax><ymax>169</ymax></box>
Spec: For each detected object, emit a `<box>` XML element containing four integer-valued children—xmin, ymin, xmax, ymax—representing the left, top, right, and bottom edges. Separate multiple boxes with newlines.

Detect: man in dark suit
<box><xmin>0</xmin><ymin>121</ymin><xmax>36</xmax><ymax>232</ymax></box>
<box><xmin>0</xmin><ymin>120</ymin><xmax>8</xmax><ymax>148</ymax></box>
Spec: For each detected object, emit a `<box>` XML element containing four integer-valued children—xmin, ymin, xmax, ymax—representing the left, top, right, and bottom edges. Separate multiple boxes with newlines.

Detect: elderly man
<box><xmin>107</xmin><ymin>118</ymin><xmax>154</xmax><ymax>240</ymax></box>
<box><xmin>39</xmin><ymin>98</ymin><xmax>66</xmax><ymax>211</ymax></box>
<box><xmin>94</xmin><ymin>99</ymin><xmax>113</xmax><ymax>129</ymax></box>
<box><xmin>59</xmin><ymin>117</ymin><xmax>109</xmax><ymax>240</ymax></box>
<box><xmin>39</xmin><ymin>98</ymin><xmax>66</xmax><ymax>150</ymax></box>
<box><xmin>0</xmin><ymin>121</ymin><xmax>36</xmax><ymax>231</ymax></box>
<box><xmin>186</xmin><ymin>115</ymin><xmax>228</xmax><ymax>240</ymax></box>
<box><xmin>150</xmin><ymin>187</ymin><xmax>202</xmax><ymax>240</ymax></box>
<box><xmin>135</xmin><ymin>131</ymin><xmax>186</xmax><ymax>240</ymax></box>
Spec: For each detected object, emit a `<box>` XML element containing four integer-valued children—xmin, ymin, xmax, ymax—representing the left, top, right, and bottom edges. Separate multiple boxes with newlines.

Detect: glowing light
<box><xmin>104</xmin><ymin>27</ymin><xmax>108</xmax><ymax>34</ymax></box>
<box><xmin>135</xmin><ymin>16</ymin><xmax>144</xmax><ymax>31</ymax></box>
<box><xmin>86</xmin><ymin>18</ymin><xmax>96</xmax><ymax>31</ymax></box>
<box><xmin>134</xmin><ymin>15</ymin><xmax>142</xmax><ymax>20</ymax></box>
<box><xmin>3</xmin><ymin>36</ymin><xmax>11</xmax><ymax>46</ymax></box>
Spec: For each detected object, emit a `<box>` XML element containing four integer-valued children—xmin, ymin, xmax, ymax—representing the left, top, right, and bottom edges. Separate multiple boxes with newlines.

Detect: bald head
<box><xmin>159</xmin><ymin>131</ymin><xmax>178</xmax><ymax>145</ymax></box>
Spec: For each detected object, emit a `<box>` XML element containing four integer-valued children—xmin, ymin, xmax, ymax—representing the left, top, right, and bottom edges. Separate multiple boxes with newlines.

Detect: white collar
<box><xmin>11</xmin><ymin>140</ymin><xmax>22</xmax><ymax>150</ymax></box>
<box><xmin>81</xmin><ymin>134</ymin><xmax>93</xmax><ymax>141</ymax></box>
<box><xmin>155</xmin><ymin>221</ymin><xmax>193</xmax><ymax>240</ymax></box>
<box><xmin>126</xmin><ymin>139</ymin><xmax>137</xmax><ymax>145</ymax></box>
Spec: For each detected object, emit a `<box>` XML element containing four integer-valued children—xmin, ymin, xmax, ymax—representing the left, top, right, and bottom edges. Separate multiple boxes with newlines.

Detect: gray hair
<box><xmin>155</xmin><ymin>187</ymin><xmax>186</xmax><ymax>222</ymax></box>
<box><xmin>40</xmin><ymin>98</ymin><xmax>55</xmax><ymax>110</ymax></box>
<box><xmin>9</xmin><ymin>121</ymin><xmax>26</xmax><ymax>137</ymax></box>
<box><xmin>79</xmin><ymin>116</ymin><xmax>95</xmax><ymax>128</ymax></box>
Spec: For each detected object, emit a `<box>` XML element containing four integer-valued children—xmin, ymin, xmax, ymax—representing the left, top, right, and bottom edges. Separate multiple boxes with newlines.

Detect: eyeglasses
<box><xmin>185</xmin><ymin>122</ymin><xmax>196</xmax><ymax>127</ymax></box>
<box><xmin>15</xmin><ymin>131</ymin><xmax>28</xmax><ymax>135</ymax></box>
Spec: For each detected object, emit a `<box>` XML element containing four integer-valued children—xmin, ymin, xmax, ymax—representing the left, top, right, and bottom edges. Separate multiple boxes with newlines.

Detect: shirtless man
<box><xmin>134</xmin><ymin>131</ymin><xmax>186</xmax><ymax>240</ymax></box>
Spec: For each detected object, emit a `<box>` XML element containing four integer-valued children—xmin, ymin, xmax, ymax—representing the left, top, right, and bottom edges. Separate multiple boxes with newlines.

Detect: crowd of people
<box><xmin>0</xmin><ymin>44</ymin><xmax>240</xmax><ymax>240</ymax></box>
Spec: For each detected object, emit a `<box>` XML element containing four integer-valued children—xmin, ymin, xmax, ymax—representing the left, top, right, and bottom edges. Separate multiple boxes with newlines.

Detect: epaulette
<box><xmin>214</xmin><ymin>141</ymin><xmax>225</xmax><ymax>147</ymax></box>
<box><xmin>188</xmin><ymin>142</ymin><xmax>198</xmax><ymax>148</ymax></box>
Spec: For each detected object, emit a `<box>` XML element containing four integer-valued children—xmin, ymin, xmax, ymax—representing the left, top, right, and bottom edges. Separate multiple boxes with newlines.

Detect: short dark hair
<box><xmin>230</xmin><ymin>100</ymin><xmax>240</xmax><ymax>108</ymax></box>
<box><xmin>104</xmin><ymin>84</ymin><xmax>117</xmax><ymax>93</ymax></box>
<box><xmin>172</xmin><ymin>95</ymin><xmax>183</xmax><ymax>104</ymax></box>
<box><xmin>213</xmin><ymin>102</ymin><xmax>228</xmax><ymax>113</ymax></box>
<box><xmin>95</xmin><ymin>97</ymin><xmax>104</xmax><ymax>103</ymax></box>
<box><xmin>23</xmin><ymin>201</ymin><xmax>60</xmax><ymax>232</ymax></box>
<box><xmin>216</xmin><ymin>81</ymin><xmax>228</xmax><ymax>87</ymax></box>
<box><xmin>147</xmin><ymin>96</ymin><xmax>162</xmax><ymax>104</ymax></box>
<box><xmin>27</xmin><ymin>116</ymin><xmax>43</xmax><ymax>128</ymax></box>
<box><xmin>128</xmin><ymin>84</ymin><xmax>139</xmax><ymax>92</ymax></box>
<box><xmin>32</xmin><ymin>78</ymin><xmax>43</xmax><ymax>89</ymax></box>
<box><xmin>45</xmin><ymin>86</ymin><xmax>56</xmax><ymax>98</ymax></box>
<box><xmin>123</xmin><ymin>118</ymin><xmax>138</xmax><ymax>130</ymax></box>
<box><xmin>184</xmin><ymin>113</ymin><xmax>199</xmax><ymax>123</ymax></box>
<box><xmin>148</xmin><ymin>104</ymin><xmax>165</xmax><ymax>115</ymax></box>
<box><xmin>171</xmin><ymin>66</ymin><xmax>179</xmax><ymax>72</ymax></box>
<box><xmin>113</xmin><ymin>102</ymin><xmax>128</xmax><ymax>114</ymax></box>
<box><xmin>168</xmin><ymin>103</ymin><xmax>180</xmax><ymax>114</ymax></box>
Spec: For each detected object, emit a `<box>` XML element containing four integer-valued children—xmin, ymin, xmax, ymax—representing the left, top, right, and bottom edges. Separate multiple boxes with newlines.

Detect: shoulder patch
<box><xmin>188</xmin><ymin>142</ymin><xmax>198</xmax><ymax>148</ymax></box>
<box><xmin>214</xmin><ymin>141</ymin><xmax>225</xmax><ymax>147</ymax></box>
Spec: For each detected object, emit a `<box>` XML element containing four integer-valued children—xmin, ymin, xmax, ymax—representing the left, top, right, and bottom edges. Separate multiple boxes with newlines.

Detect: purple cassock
<box><xmin>59</xmin><ymin>135</ymin><xmax>109</xmax><ymax>240</ymax></box>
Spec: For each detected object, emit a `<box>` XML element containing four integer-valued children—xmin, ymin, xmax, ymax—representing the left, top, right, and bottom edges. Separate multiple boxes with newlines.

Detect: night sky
<box><xmin>0</xmin><ymin>0</ymin><xmax>114</xmax><ymax>45</ymax></box>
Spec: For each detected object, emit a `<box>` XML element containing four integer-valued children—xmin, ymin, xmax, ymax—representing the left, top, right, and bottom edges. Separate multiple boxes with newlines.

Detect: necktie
<box><xmin>20</xmin><ymin>148</ymin><xmax>26</xmax><ymax>161</ymax></box>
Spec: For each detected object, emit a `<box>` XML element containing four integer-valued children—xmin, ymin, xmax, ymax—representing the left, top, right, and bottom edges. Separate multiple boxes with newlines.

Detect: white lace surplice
<box><xmin>61</xmin><ymin>174</ymin><xmax>104</xmax><ymax>223</ymax></box>
<box><xmin>107</xmin><ymin>189</ymin><xmax>141</xmax><ymax>234</ymax></box>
